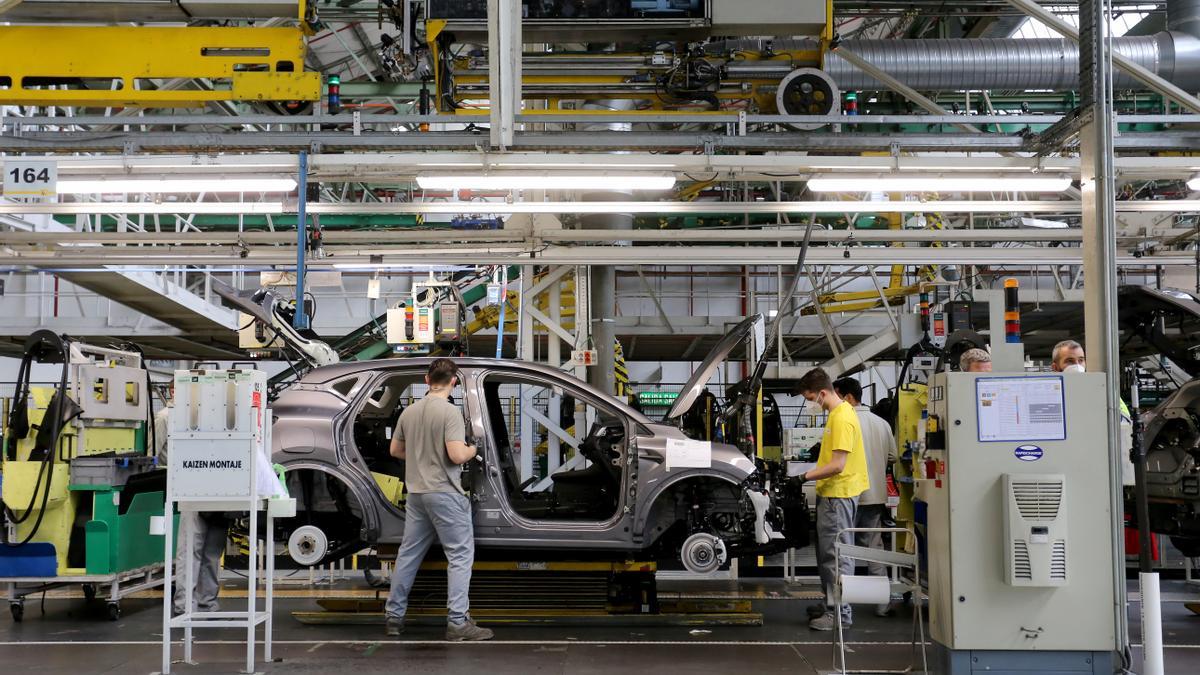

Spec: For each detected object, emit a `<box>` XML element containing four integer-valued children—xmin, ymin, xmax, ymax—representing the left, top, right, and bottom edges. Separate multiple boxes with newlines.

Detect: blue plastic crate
<box><xmin>0</xmin><ymin>542</ymin><xmax>58</xmax><ymax>577</ymax></box>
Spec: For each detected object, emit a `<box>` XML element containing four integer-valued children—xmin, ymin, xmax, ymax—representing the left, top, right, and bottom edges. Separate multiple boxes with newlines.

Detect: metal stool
<box><xmin>834</xmin><ymin>526</ymin><xmax>928</xmax><ymax>674</ymax></box>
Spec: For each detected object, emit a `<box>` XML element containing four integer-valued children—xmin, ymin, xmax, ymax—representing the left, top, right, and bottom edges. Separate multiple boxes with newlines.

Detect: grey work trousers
<box><xmin>855</xmin><ymin>503</ymin><xmax>889</xmax><ymax>578</ymax></box>
<box><xmin>816</xmin><ymin>495</ymin><xmax>858</xmax><ymax>623</ymax></box>
<box><xmin>173</xmin><ymin>511</ymin><xmax>228</xmax><ymax>615</ymax></box>
<box><xmin>385</xmin><ymin>492</ymin><xmax>475</xmax><ymax>625</ymax></box>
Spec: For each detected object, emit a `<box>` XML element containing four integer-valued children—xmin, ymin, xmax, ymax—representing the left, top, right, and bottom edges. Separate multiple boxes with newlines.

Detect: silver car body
<box><xmin>272</xmin><ymin>357</ymin><xmax>764</xmax><ymax>552</ymax></box>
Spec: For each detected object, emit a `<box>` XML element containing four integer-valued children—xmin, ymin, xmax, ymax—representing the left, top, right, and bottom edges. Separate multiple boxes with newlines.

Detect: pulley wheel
<box><xmin>776</xmin><ymin>68</ymin><xmax>842</xmax><ymax>130</ymax></box>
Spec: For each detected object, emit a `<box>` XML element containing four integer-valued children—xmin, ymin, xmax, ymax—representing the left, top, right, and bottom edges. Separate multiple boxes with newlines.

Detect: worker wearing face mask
<box><xmin>1051</xmin><ymin>340</ymin><xmax>1134</xmax><ymax>485</ymax></box>
<box><xmin>794</xmin><ymin>367</ymin><xmax>869</xmax><ymax>632</ymax></box>
<box><xmin>1050</xmin><ymin>340</ymin><xmax>1087</xmax><ymax>375</ymax></box>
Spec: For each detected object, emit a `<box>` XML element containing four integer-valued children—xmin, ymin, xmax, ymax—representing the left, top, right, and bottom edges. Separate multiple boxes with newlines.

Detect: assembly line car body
<box><xmin>266</xmin><ymin>317</ymin><xmax>808</xmax><ymax>571</ymax></box>
<box><xmin>1118</xmin><ymin>286</ymin><xmax>1200</xmax><ymax>556</ymax></box>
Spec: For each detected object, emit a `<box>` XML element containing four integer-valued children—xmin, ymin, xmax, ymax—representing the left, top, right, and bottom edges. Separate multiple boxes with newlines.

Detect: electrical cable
<box><xmin>3</xmin><ymin>331</ymin><xmax>77</xmax><ymax>547</ymax></box>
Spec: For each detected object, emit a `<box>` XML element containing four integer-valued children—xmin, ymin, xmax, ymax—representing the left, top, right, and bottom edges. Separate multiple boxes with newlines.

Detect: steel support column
<box><xmin>487</xmin><ymin>0</ymin><xmax>521</xmax><ymax>148</ymax></box>
<box><xmin>293</xmin><ymin>151</ymin><xmax>310</xmax><ymax>330</ymax></box>
<box><xmin>1077</xmin><ymin>0</ymin><xmax>1132</xmax><ymax>663</ymax></box>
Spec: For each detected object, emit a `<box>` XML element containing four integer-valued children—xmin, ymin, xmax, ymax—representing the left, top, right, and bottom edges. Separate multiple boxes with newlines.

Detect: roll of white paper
<box><xmin>840</xmin><ymin>574</ymin><xmax>891</xmax><ymax>604</ymax></box>
<box><xmin>1141</xmin><ymin>572</ymin><xmax>1164</xmax><ymax>675</ymax></box>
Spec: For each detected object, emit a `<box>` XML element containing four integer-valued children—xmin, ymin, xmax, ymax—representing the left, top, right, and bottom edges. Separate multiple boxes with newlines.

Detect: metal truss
<box><xmin>4</xmin><ymin>128</ymin><xmax>1200</xmax><ymax>154</ymax></box>
<box><xmin>1</xmin><ymin>245</ymin><xmax>1190</xmax><ymax>268</ymax></box>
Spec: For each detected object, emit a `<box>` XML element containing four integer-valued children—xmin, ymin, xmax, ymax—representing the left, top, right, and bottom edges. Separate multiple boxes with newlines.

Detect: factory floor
<box><xmin>0</xmin><ymin>576</ymin><xmax>1197</xmax><ymax>674</ymax></box>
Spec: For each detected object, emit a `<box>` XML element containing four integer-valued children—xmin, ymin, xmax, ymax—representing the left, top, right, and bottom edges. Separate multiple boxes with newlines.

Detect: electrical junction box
<box><xmin>946</xmin><ymin>301</ymin><xmax>973</xmax><ymax>333</ymax></box>
<box><xmin>783</xmin><ymin>427</ymin><xmax>823</xmax><ymax>460</ymax></box>
<box><xmin>437</xmin><ymin>304</ymin><xmax>460</xmax><ymax>341</ymax></box>
<box><xmin>412</xmin><ymin>306</ymin><xmax>435</xmax><ymax>343</ymax></box>
<box><xmin>930</xmin><ymin>311</ymin><xmax>947</xmax><ymax>348</ymax></box>
<box><xmin>385</xmin><ymin>306</ymin><xmax>409</xmax><ymax>345</ymax></box>
<box><xmin>386</xmin><ymin>304</ymin><xmax>440</xmax><ymax>352</ymax></box>
<box><xmin>710</xmin><ymin>0</ymin><xmax>826</xmax><ymax>37</ymax></box>
<box><xmin>571</xmin><ymin>350</ymin><xmax>598</xmax><ymax>366</ymax></box>
<box><xmin>924</xmin><ymin>372</ymin><xmax>1116</xmax><ymax>659</ymax></box>
<box><xmin>912</xmin><ymin>356</ymin><xmax>938</xmax><ymax>371</ymax></box>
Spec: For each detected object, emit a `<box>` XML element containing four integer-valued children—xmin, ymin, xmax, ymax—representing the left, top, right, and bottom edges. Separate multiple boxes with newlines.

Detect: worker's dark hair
<box><xmin>794</xmin><ymin>367</ymin><xmax>834</xmax><ymax>397</ymax></box>
<box><xmin>833</xmin><ymin>377</ymin><xmax>862</xmax><ymax>403</ymax></box>
<box><xmin>427</xmin><ymin>358</ymin><xmax>458</xmax><ymax>386</ymax></box>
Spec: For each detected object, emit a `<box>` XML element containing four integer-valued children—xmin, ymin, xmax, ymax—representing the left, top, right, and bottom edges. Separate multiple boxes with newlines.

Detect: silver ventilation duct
<box><xmin>1169</xmin><ymin>0</ymin><xmax>1200</xmax><ymax>40</ymax></box>
<box><xmin>823</xmin><ymin>33</ymin><xmax>1200</xmax><ymax>93</ymax></box>
<box><xmin>711</xmin><ymin>0</ymin><xmax>1200</xmax><ymax>96</ymax></box>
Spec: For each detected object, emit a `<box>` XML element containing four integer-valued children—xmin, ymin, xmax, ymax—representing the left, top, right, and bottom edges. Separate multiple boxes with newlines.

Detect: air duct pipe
<box><xmin>711</xmin><ymin>24</ymin><xmax>1200</xmax><ymax>94</ymax></box>
<box><xmin>823</xmin><ymin>34</ymin><xmax>1200</xmax><ymax>93</ymax></box>
<box><xmin>1170</xmin><ymin>0</ymin><xmax>1200</xmax><ymax>40</ymax></box>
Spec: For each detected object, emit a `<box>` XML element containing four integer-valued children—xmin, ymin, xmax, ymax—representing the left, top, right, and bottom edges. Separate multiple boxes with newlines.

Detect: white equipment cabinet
<box><xmin>922</xmin><ymin>372</ymin><xmax>1118</xmax><ymax>674</ymax></box>
<box><xmin>160</xmin><ymin>368</ymin><xmax>294</xmax><ymax>675</ymax></box>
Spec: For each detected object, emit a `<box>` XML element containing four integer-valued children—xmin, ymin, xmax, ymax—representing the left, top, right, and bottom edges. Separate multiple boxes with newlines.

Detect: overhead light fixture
<box><xmin>415</xmin><ymin>174</ymin><xmax>676</xmax><ymax>191</ymax></box>
<box><xmin>56</xmin><ymin>177</ymin><xmax>298</xmax><ymax>194</ymax></box>
<box><xmin>331</xmin><ymin>263</ymin><xmax>477</xmax><ymax>271</ymax></box>
<box><xmin>1007</xmin><ymin>216</ymin><xmax>1070</xmax><ymax>229</ymax></box>
<box><xmin>806</xmin><ymin>174</ymin><xmax>1073</xmax><ymax>193</ymax></box>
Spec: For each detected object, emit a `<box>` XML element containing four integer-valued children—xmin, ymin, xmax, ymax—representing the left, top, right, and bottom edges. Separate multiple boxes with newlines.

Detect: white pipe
<box><xmin>1140</xmin><ymin>571</ymin><xmax>1165</xmax><ymax>675</ymax></box>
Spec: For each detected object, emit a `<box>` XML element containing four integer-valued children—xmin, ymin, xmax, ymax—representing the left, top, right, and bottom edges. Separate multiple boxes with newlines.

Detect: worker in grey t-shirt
<box><xmin>383</xmin><ymin>358</ymin><xmax>493</xmax><ymax>642</ymax></box>
<box><xmin>833</xmin><ymin>377</ymin><xmax>897</xmax><ymax>618</ymax></box>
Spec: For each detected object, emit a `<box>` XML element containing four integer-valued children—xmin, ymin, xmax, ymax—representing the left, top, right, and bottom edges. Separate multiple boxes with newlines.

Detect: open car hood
<box><xmin>665</xmin><ymin>314</ymin><xmax>764</xmax><ymax>421</ymax></box>
<box><xmin>1117</xmin><ymin>285</ymin><xmax>1200</xmax><ymax>377</ymax></box>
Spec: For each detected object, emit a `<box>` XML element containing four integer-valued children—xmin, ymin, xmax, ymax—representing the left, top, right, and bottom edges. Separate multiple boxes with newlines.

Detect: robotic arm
<box><xmin>213</xmin><ymin>279</ymin><xmax>339</xmax><ymax>369</ymax></box>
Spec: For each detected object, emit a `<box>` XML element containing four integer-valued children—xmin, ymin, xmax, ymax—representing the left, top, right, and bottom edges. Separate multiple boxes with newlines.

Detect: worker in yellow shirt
<box><xmin>794</xmin><ymin>367</ymin><xmax>870</xmax><ymax>631</ymax></box>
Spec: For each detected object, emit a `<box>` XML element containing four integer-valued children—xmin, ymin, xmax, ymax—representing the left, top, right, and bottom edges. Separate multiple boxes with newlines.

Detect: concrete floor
<box><xmin>0</xmin><ymin>578</ymin><xmax>1197</xmax><ymax>674</ymax></box>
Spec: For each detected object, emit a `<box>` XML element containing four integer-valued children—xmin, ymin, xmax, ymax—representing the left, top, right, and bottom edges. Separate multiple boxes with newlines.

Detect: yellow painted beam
<box><xmin>0</xmin><ymin>26</ymin><xmax>320</xmax><ymax>107</ymax></box>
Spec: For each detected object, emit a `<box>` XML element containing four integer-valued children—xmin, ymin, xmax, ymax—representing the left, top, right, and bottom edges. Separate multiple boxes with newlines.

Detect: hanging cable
<box><xmin>3</xmin><ymin>331</ymin><xmax>79</xmax><ymax>546</ymax></box>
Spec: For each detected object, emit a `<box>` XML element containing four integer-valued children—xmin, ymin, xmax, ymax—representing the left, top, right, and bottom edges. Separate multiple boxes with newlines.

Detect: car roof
<box><xmin>299</xmin><ymin>357</ymin><xmax>655</xmax><ymax>425</ymax></box>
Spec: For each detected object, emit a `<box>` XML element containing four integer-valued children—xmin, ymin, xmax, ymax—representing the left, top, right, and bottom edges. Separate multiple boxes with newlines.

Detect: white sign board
<box><xmin>3</xmin><ymin>159</ymin><xmax>58</xmax><ymax>202</ymax></box>
<box><xmin>170</xmin><ymin>440</ymin><xmax>254</xmax><ymax>498</ymax></box>
<box><xmin>976</xmin><ymin>376</ymin><xmax>1067</xmax><ymax>442</ymax></box>
<box><xmin>665</xmin><ymin>437</ymin><xmax>712</xmax><ymax>470</ymax></box>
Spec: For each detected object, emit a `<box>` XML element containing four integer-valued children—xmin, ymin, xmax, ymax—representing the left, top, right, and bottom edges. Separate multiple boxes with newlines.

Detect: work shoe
<box><xmin>446</xmin><ymin>616</ymin><xmax>494</xmax><ymax>642</ymax></box>
<box><xmin>809</xmin><ymin>612</ymin><xmax>850</xmax><ymax>631</ymax></box>
<box><xmin>806</xmin><ymin>602</ymin><xmax>828</xmax><ymax>619</ymax></box>
<box><xmin>385</xmin><ymin>617</ymin><xmax>405</xmax><ymax>636</ymax></box>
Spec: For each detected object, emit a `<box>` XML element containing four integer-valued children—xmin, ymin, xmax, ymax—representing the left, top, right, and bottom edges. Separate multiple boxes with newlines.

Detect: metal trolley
<box><xmin>5</xmin><ymin>563</ymin><xmax>166</xmax><ymax>622</ymax></box>
<box><xmin>834</xmin><ymin>526</ymin><xmax>928</xmax><ymax>675</ymax></box>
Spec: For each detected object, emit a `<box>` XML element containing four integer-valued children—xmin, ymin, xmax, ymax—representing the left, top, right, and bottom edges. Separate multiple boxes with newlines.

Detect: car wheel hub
<box><xmin>680</xmin><ymin>532</ymin><xmax>727</xmax><ymax>575</ymax></box>
<box><xmin>288</xmin><ymin>525</ymin><xmax>329</xmax><ymax>566</ymax></box>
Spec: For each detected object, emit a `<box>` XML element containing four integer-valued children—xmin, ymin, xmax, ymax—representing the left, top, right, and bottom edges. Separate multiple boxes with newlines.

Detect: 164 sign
<box><xmin>3</xmin><ymin>160</ymin><xmax>58</xmax><ymax>203</ymax></box>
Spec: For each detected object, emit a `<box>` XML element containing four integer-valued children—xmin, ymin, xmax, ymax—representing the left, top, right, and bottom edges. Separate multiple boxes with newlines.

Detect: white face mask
<box><xmin>1062</xmin><ymin>363</ymin><xmax>1085</xmax><ymax>374</ymax></box>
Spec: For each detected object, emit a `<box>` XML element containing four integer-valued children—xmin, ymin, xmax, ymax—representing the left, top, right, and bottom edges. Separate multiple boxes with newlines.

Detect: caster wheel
<box><xmin>82</xmin><ymin>584</ymin><xmax>97</xmax><ymax>602</ymax></box>
<box><xmin>107</xmin><ymin>603</ymin><xmax>121</xmax><ymax>621</ymax></box>
<box><xmin>10</xmin><ymin>603</ymin><xmax>24</xmax><ymax>622</ymax></box>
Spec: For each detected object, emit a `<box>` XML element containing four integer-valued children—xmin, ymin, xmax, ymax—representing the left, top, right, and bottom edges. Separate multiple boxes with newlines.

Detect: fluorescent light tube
<box><xmin>416</xmin><ymin>174</ymin><xmax>676</xmax><ymax>191</ymax></box>
<box><xmin>807</xmin><ymin>175</ymin><xmax>1073</xmax><ymax>193</ymax></box>
<box><xmin>56</xmin><ymin>178</ymin><xmax>298</xmax><ymax>194</ymax></box>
